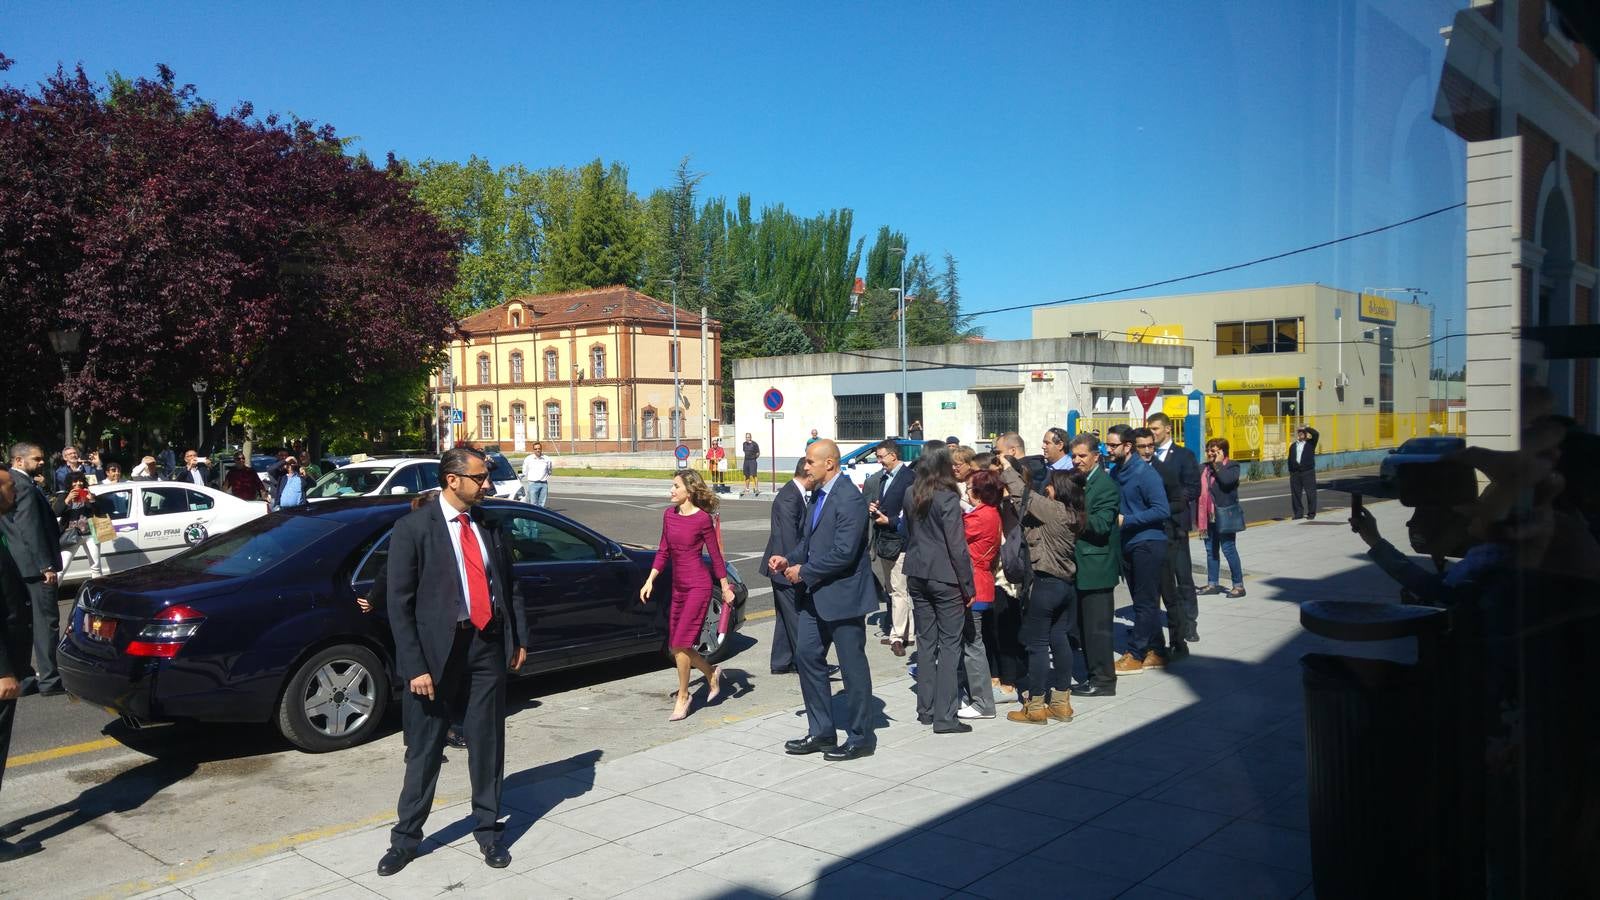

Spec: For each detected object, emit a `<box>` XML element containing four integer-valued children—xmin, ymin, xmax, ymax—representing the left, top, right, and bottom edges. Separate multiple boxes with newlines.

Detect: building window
<box><xmin>591</xmin><ymin>400</ymin><xmax>609</xmax><ymax>439</ymax></box>
<box><xmin>1068</xmin><ymin>330</ymin><xmax>1102</xmax><ymax>340</ymax></box>
<box><xmin>511</xmin><ymin>403</ymin><xmax>526</xmax><ymax>435</ymax></box>
<box><xmin>668</xmin><ymin>340</ymin><xmax>680</xmax><ymax>373</ymax></box>
<box><xmin>511</xmin><ymin>311</ymin><xmax>522</xmax><ymax>328</ymax></box>
<box><xmin>1215</xmin><ymin>318</ymin><xmax>1303</xmax><ymax>355</ymax></box>
<box><xmin>477</xmin><ymin>404</ymin><xmax>494</xmax><ymax>440</ymax></box>
<box><xmin>509</xmin><ymin>351</ymin><xmax>524</xmax><ymax>383</ymax></box>
<box><xmin>642</xmin><ymin>407</ymin><xmax>659</xmax><ymax>440</ymax></box>
<box><xmin>591</xmin><ymin>345</ymin><xmax>607</xmax><ymax>380</ymax></box>
<box><xmin>905</xmin><ymin>392</ymin><xmax>923</xmax><ymax>433</ymax></box>
<box><xmin>544</xmin><ymin>349</ymin><xmax>559</xmax><ymax>381</ymax></box>
<box><xmin>441</xmin><ymin>359</ymin><xmax>454</xmax><ymax>388</ymax></box>
<box><xmin>835</xmin><ymin>394</ymin><xmax>886</xmax><ymax>441</ymax></box>
<box><xmin>977</xmin><ymin>391</ymin><xmax>1020</xmax><ymax>439</ymax></box>
<box><xmin>477</xmin><ymin>354</ymin><xmax>491</xmax><ymax>384</ymax></box>
<box><xmin>670</xmin><ymin>407</ymin><xmax>685</xmax><ymax>440</ymax></box>
<box><xmin>544</xmin><ymin>401</ymin><xmax>561</xmax><ymax>441</ymax></box>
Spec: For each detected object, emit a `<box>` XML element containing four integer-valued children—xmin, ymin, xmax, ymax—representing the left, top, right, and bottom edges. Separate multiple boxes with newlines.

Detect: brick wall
<box><xmin>1519</xmin><ymin>118</ymin><xmax>1558</xmax><ymax>239</ymax></box>
<box><xmin>1517</xmin><ymin>0</ymin><xmax>1597</xmax><ymax>111</ymax></box>
<box><xmin>1567</xmin><ymin>155</ymin><xmax>1596</xmax><ymax>267</ymax></box>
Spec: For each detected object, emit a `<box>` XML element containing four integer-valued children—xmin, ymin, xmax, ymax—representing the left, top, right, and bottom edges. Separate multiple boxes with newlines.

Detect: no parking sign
<box><xmin>674</xmin><ymin>444</ymin><xmax>690</xmax><ymax>469</ymax></box>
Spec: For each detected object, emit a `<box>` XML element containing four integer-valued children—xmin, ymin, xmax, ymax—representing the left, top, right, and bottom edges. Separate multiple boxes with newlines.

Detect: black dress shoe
<box><xmin>784</xmin><ymin>735</ymin><xmax>838</xmax><ymax>755</ymax></box>
<box><xmin>0</xmin><ymin>838</ymin><xmax>42</xmax><ymax>862</ymax></box>
<box><xmin>377</xmin><ymin>847</ymin><xmax>415</xmax><ymax>876</ymax></box>
<box><xmin>1070</xmin><ymin>683</ymin><xmax>1116</xmax><ymax>698</ymax></box>
<box><xmin>17</xmin><ymin>681</ymin><xmax>38</xmax><ymax>698</ymax></box>
<box><xmin>770</xmin><ymin>666</ymin><xmax>796</xmax><ymax>675</ymax></box>
<box><xmin>37</xmin><ymin>685</ymin><xmax>67</xmax><ymax>697</ymax></box>
<box><xmin>822</xmin><ymin>743</ymin><xmax>875</xmax><ymax>762</ymax></box>
<box><xmin>1168</xmin><ymin>642</ymin><xmax>1190</xmax><ymax>661</ymax></box>
<box><xmin>932</xmin><ymin>722</ymin><xmax>972</xmax><ymax>734</ymax></box>
<box><xmin>444</xmin><ymin>728</ymin><xmax>468</xmax><ymax>749</ymax></box>
<box><xmin>1184</xmin><ymin>623</ymin><xmax>1199</xmax><ymax>643</ymax></box>
<box><xmin>481</xmin><ymin>842</ymin><xmax>511</xmax><ymax>869</ymax></box>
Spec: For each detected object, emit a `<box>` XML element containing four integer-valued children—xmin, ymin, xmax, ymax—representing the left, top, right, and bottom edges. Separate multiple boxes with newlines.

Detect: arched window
<box><xmin>670</xmin><ymin>407</ymin><xmax>684</xmax><ymax>440</ymax></box>
<box><xmin>509</xmin><ymin>351</ymin><xmax>524</xmax><ymax>383</ymax></box>
<box><xmin>591</xmin><ymin>400</ymin><xmax>609</xmax><ymax>440</ymax></box>
<box><xmin>544</xmin><ymin>349</ymin><xmax>559</xmax><ymax>381</ymax></box>
<box><xmin>544</xmin><ymin>401</ymin><xmax>561</xmax><ymax>441</ymax></box>
<box><xmin>511</xmin><ymin>311</ymin><xmax>522</xmax><ymax>328</ymax></box>
<box><xmin>590</xmin><ymin>345</ymin><xmax>607</xmax><ymax>380</ymax></box>
<box><xmin>441</xmin><ymin>359</ymin><xmax>453</xmax><ymax>388</ymax></box>
<box><xmin>510</xmin><ymin>403</ymin><xmax>526</xmax><ymax>435</ymax></box>
<box><xmin>477</xmin><ymin>353</ymin><xmax>491</xmax><ymax>384</ymax></box>
<box><xmin>477</xmin><ymin>404</ymin><xmax>494</xmax><ymax>440</ymax></box>
<box><xmin>642</xmin><ymin>407</ymin><xmax>658</xmax><ymax>440</ymax></box>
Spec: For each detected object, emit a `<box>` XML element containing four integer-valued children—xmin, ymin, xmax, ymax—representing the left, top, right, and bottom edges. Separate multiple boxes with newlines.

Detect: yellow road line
<box><xmin>8</xmin><ymin>736</ymin><xmax>121</xmax><ymax>768</ymax></box>
<box><xmin>746</xmin><ymin>608</ymin><xmax>775</xmax><ymax>621</ymax></box>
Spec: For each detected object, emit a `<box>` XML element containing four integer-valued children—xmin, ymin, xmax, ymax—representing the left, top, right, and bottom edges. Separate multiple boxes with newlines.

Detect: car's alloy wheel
<box><xmin>696</xmin><ymin>627</ymin><xmax>732</xmax><ymax>664</ymax></box>
<box><xmin>277</xmin><ymin>644</ymin><xmax>389</xmax><ymax>752</ymax></box>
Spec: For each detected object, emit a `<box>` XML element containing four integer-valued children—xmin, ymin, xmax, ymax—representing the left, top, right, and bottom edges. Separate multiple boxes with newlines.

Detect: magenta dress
<box><xmin>652</xmin><ymin>507</ymin><xmax>728</xmax><ymax>647</ymax></box>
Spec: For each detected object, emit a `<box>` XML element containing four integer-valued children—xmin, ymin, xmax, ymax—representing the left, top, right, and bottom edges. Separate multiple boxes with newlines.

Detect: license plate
<box><xmin>84</xmin><ymin>614</ymin><xmax>116</xmax><ymax>642</ymax></box>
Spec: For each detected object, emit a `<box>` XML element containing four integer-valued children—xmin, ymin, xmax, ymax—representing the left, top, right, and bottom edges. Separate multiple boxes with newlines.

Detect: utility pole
<box><xmin>700</xmin><ymin>306</ymin><xmax>710</xmax><ymax>450</ymax></box>
<box><xmin>671</xmin><ymin>280</ymin><xmax>682</xmax><ymax>444</ymax></box>
<box><xmin>889</xmin><ymin>247</ymin><xmax>908</xmax><ymax>436</ymax></box>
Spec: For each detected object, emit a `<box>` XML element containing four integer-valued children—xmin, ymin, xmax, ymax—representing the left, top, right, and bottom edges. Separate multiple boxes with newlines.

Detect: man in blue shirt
<box><xmin>1105</xmin><ymin>424</ymin><xmax>1170</xmax><ymax>676</ymax></box>
<box><xmin>1042</xmin><ymin>427</ymin><xmax>1074</xmax><ymax>471</ymax></box>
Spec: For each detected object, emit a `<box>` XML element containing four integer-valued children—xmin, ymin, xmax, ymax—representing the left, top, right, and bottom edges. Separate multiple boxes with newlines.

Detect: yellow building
<box><xmin>432</xmin><ymin>286</ymin><xmax>723</xmax><ymax>452</ymax></box>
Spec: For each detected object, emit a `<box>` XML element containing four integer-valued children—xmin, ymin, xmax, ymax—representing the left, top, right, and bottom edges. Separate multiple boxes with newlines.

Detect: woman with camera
<box><xmin>1198</xmin><ymin>437</ymin><xmax>1246</xmax><ymax>598</ymax></box>
<box><xmin>57</xmin><ymin>471</ymin><xmax>105</xmax><ymax>578</ymax></box>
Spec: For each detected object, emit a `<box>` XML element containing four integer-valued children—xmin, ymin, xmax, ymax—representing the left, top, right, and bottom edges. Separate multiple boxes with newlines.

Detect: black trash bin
<box><xmin>1300</xmin><ymin>601</ymin><xmax>1452</xmax><ymax>900</ymax></box>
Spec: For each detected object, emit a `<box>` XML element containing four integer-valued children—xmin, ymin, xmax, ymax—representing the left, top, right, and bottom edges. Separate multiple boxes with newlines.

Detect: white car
<box><xmin>305</xmin><ymin>457</ymin><xmax>442</xmax><ymax>502</ymax></box>
<box><xmin>61</xmin><ymin>482</ymin><xmax>270</xmax><ymax>585</ymax></box>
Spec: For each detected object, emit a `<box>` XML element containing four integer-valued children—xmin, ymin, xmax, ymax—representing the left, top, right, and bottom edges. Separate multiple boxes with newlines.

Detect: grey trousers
<box><xmin>959</xmin><ymin>607</ymin><xmax>996</xmax><ymax>716</ymax></box>
<box><xmin>910</xmin><ymin>576</ymin><xmax>966</xmax><ymax>728</ymax></box>
<box><xmin>24</xmin><ymin>580</ymin><xmax>59</xmax><ymax>692</ymax></box>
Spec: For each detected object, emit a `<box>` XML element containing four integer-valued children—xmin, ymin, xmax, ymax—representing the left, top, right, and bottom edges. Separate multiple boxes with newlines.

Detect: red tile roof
<box><xmin>456</xmin><ymin>285</ymin><xmax>719</xmax><ymax>335</ymax></box>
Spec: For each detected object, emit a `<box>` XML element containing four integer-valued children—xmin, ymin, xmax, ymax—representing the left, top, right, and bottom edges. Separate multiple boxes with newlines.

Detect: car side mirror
<box><xmin>390</xmin><ymin>486</ymin><xmax>410</xmax><ymax>495</ymax></box>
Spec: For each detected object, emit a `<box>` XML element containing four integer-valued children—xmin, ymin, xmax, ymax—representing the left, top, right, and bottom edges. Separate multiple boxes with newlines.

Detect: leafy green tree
<box><xmin>539</xmin><ymin>159</ymin><xmax>643</xmax><ymax>291</ymax></box>
<box><xmin>844</xmin><ymin>288</ymin><xmax>900</xmax><ymax>350</ymax></box>
<box><xmin>864</xmin><ymin>226</ymin><xmax>908</xmax><ymax>290</ymax></box>
<box><xmin>406</xmin><ymin>156</ymin><xmax>542</xmax><ymax>316</ymax></box>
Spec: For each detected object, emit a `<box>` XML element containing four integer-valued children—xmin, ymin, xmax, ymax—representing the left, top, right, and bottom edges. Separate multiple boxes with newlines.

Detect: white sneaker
<box><xmin>956</xmin><ymin>703</ymin><xmax>994</xmax><ymax>720</ymax></box>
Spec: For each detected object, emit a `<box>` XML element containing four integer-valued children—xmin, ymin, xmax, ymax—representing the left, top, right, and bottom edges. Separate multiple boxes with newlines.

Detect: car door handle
<box><xmin>522</xmin><ymin>576</ymin><xmax>552</xmax><ymax>586</ymax></box>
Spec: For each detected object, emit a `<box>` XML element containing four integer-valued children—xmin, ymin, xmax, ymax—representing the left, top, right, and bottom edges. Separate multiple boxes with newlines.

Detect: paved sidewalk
<box><xmin>114</xmin><ymin>502</ymin><xmax>1417</xmax><ymax>899</ymax></box>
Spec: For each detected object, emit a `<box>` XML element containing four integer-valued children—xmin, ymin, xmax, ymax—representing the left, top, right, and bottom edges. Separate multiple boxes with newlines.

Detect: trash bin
<box><xmin>1300</xmin><ymin>601</ymin><xmax>1451</xmax><ymax>900</ymax></box>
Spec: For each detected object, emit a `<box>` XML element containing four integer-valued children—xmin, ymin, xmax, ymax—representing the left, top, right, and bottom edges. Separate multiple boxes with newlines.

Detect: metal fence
<box><xmin>1072</xmin><ymin>411</ymin><xmax>1467</xmax><ymax>461</ymax></box>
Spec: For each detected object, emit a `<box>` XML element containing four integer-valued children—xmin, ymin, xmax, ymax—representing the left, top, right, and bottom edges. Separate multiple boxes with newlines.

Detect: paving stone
<box><xmin>863</xmin><ymin>830</ymin><xmax>1018</xmax><ymax>889</ymax></box>
<box><xmin>1145</xmin><ymin>847</ymin><xmax>1311</xmax><ymax>899</ymax></box>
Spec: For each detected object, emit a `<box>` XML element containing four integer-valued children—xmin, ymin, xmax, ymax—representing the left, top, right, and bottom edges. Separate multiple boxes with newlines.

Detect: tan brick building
<box><xmin>432</xmin><ymin>286</ymin><xmax>723</xmax><ymax>452</ymax></box>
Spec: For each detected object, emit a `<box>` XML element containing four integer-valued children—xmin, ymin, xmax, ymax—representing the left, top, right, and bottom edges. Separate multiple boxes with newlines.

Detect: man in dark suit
<box><xmin>0</xmin><ymin>461</ymin><xmax>43</xmax><ymax>860</ymax></box>
<box><xmin>1</xmin><ymin>443</ymin><xmax>62</xmax><ymax>697</ymax></box>
<box><xmin>178</xmin><ymin>449</ymin><xmax>210</xmax><ymax>487</ymax></box>
<box><xmin>1288</xmin><ymin>425</ymin><xmax>1320</xmax><ymax>519</ymax></box>
<box><xmin>379</xmin><ymin>449</ymin><xmax>531</xmax><ymax>877</ymax></box>
<box><xmin>1136</xmin><ymin>428</ymin><xmax>1196</xmax><ymax>660</ymax></box>
<box><xmin>1147</xmin><ymin>413</ymin><xmax>1202</xmax><ymax>646</ymax></box>
<box><xmin>864</xmin><ymin>439</ymin><xmax>914</xmax><ymax>652</ymax></box>
<box><xmin>768</xmin><ymin>439</ymin><xmax>877</xmax><ymax>761</ymax></box>
<box><xmin>764</xmin><ymin>460</ymin><xmax>809</xmax><ymax>674</ymax></box>
<box><xmin>1068</xmin><ymin>434</ymin><xmax>1122</xmax><ymax>697</ymax></box>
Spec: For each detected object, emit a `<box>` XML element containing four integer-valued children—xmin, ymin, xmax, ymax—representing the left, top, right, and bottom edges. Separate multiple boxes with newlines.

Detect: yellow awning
<box><xmin>1213</xmin><ymin>377</ymin><xmax>1303</xmax><ymax>392</ymax></box>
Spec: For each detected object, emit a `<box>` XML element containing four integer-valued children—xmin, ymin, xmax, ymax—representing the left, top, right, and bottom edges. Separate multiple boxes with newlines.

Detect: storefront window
<box><xmin>1216</xmin><ymin>318</ymin><xmax>1303</xmax><ymax>355</ymax></box>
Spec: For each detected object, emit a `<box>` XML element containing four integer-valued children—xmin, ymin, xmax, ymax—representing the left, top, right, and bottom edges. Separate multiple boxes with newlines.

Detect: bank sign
<box><xmin>1358</xmin><ymin>293</ymin><xmax>1398</xmax><ymax>325</ymax></box>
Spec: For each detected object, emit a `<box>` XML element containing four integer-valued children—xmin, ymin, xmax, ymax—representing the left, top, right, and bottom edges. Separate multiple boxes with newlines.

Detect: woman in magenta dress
<box><xmin>640</xmin><ymin>469</ymin><xmax>734</xmax><ymax>721</ymax></box>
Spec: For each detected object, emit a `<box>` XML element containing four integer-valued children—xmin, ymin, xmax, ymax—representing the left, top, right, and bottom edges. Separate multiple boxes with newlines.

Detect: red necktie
<box><xmin>456</xmin><ymin>513</ymin><xmax>492</xmax><ymax>630</ymax></box>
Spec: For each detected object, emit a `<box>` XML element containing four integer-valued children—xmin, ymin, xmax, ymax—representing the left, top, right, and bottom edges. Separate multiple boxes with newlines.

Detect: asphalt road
<box><xmin>8</xmin><ymin>464</ymin><xmax>1384</xmax><ymax>774</ymax></box>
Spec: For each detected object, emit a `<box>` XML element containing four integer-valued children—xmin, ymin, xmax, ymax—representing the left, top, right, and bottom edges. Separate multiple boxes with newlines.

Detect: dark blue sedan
<box><xmin>59</xmin><ymin>497</ymin><xmax>742</xmax><ymax>752</ymax></box>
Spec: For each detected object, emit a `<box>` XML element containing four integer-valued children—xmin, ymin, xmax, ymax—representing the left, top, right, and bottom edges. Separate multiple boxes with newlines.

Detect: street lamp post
<box><xmin>191</xmin><ymin>379</ymin><xmax>208</xmax><ymax>452</ymax></box>
<box><xmin>47</xmin><ymin>329</ymin><xmax>82</xmax><ymax>450</ymax></box>
<box><xmin>667</xmin><ymin>279</ymin><xmax>682</xmax><ymax>445</ymax></box>
<box><xmin>889</xmin><ymin>247</ymin><xmax>908</xmax><ymax>436</ymax></box>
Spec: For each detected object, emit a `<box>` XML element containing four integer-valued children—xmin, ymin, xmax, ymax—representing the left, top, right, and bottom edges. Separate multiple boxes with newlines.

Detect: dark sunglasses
<box><xmin>453</xmin><ymin>471</ymin><xmax>490</xmax><ymax>485</ymax></box>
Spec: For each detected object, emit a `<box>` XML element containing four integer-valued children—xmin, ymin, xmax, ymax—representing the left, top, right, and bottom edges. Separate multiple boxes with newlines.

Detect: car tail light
<box><xmin>125</xmin><ymin>605</ymin><xmax>206</xmax><ymax>658</ymax></box>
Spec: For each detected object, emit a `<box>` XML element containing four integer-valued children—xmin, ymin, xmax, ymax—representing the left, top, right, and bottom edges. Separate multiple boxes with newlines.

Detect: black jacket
<box><xmin>864</xmin><ymin>462</ymin><xmax>914</xmax><ymax>559</ymax></box>
<box><xmin>762</xmin><ymin>479</ymin><xmax>808</xmax><ymax>587</ymax></box>
<box><xmin>1287</xmin><ymin>427</ymin><xmax>1320</xmax><ymax>473</ymax></box>
<box><xmin>1206</xmin><ymin>459</ymin><xmax>1242</xmax><ymax>510</ymax></box>
<box><xmin>0</xmin><ymin>543</ymin><xmax>32</xmax><ymax>680</ymax></box>
<box><xmin>386</xmin><ymin>501</ymin><xmax>532</xmax><ymax>685</ymax></box>
<box><xmin>0</xmin><ymin>469</ymin><xmax>61</xmax><ymax>578</ymax></box>
<box><xmin>1155</xmin><ymin>443</ymin><xmax>1201</xmax><ymax>532</ymax></box>
<box><xmin>902</xmin><ymin>489</ymin><xmax>976</xmax><ymax>597</ymax></box>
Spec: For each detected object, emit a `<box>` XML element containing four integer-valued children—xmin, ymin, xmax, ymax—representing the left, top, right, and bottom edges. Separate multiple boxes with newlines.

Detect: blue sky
<box><xmin>6</xmin><ymin>0</ymin><xmax>1467</xmax><ymax>354</ymax></box>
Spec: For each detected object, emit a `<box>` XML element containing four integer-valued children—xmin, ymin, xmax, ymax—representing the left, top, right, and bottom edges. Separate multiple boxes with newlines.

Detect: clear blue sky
<box><xmin>6</xmin><ymin>0</ymin><xmax>1467</xmax><ymax>355</ymax></box>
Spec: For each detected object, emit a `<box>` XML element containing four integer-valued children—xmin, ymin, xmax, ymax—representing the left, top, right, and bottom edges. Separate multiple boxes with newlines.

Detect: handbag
<box><xmin>1215</xmin><ymin>504</ymin><xmax>1246</xmax><ymax>535</ymax></box>
<box><xmin>92</xmin><ymin>514</ymin><xmax>116</xmax><ymax>545</ymax></box>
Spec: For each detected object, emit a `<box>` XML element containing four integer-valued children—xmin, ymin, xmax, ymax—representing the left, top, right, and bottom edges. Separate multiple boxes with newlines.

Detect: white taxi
<box><xmin>61</xmin><ymin>482</ymin><xmax>270</xmax><ymax>585</ymax></box>
<box><xmin>305</xmin><ymin>457</ymin><xmax>441</xmax><ymax>502</ymax></box>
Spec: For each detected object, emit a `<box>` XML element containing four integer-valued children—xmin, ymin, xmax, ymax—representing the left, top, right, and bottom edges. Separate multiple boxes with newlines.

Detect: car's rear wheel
<box><xmin>696</xmin><ymin>627</ymin><xmax>734</xmax><ymax>664</ymax></box>
<box><xmin>277</xmin><ymin>644</ymin><xmax>389</xmax><ymax>752</ymax></box>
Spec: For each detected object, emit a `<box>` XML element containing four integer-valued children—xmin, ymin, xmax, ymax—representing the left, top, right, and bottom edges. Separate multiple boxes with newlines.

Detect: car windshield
<box><xmin>1400</xmin><ymin>438</ymin><xmax>1463</xmax><ymax>454</ymax></box>
<box><xmin>308</xmin><ymin>467</ymin><xmax>392</xmax><ymax>498</ymax></box>
<box><xmin>165</xmin><ymin>515</ymin><xmax>339</xmax><ymax>578</ymax></box>
<box><xmin>487</xmin><ymin>453</ymin><xmax>516</xmax><ymax>481</ymax></box>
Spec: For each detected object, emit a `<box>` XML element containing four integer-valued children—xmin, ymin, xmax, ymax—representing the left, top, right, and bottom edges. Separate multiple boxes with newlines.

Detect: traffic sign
<box><xmin>450</xmin><ymin>409</ymin><xmax>465</xmax><ymax>424</ymax></box>
<box><xmin>1134</xmin><ymin>386</ymin><xmax>1160</xmax><ymax>410</ymax></box>
<box><xmin>674</xmin><ymin>444</ymin><xmax>690</xmax><ymax>461</ymax></box>
<box><xmin>764</xmin><ymin>411</ymin><xmax>784</xmax><ymax>420</ymax></box>
<box><xmin>763</xmin><ymin>388</ymin><xmax>784</xmax><ymax>412</ymax></box>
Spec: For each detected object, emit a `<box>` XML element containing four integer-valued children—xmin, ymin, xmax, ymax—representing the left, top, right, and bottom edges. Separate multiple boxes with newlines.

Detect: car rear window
<box><xmin>166</xmin><ymin>515</ymin><xmax>339</xmax><ymax>577</ymax></box>
<box><xmin>487</xmin><ymin>454</ymin><xmax>516</xmax><ymax>481</ymax></box>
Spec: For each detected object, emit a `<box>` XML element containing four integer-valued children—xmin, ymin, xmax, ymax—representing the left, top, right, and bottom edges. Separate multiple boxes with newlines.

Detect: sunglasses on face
<box><xmin>454</xmin><ymin>471</ymin><xmax>490</xmax><ymax>486</ymax></box>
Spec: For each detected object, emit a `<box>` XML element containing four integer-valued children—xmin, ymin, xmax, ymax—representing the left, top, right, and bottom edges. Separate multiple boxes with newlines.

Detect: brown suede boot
<box><xmin>1046</xmin><ymin>693</ymin><xmax>1075</xmax><ymax>723</ymax></box>
<box><xmin>1006</xmin><ymin>695</ymin><xmax>1050</xmax><ymax>724</ymax></box>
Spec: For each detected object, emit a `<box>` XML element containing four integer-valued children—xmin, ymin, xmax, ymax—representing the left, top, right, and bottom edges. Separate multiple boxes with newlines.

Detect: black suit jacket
<box><xmin>1155</xmin><ymin>443</ymin><xmax>1201</xmax><ymax>532</ymax></box>
<box><xmin>0</xmin><ymin>544</ymin><xmax>32</xmax><ymax>679</ymax></box>
<box><xmin>864</xmin><ymin>462</ymin><xmax>914</xmax><ymax>556</ymax></box>
<box><xmin>788</xmin><ymin>475</ymin><xmax>878</xmax><ymax>621</ymax></box>
<box><xmin>763</xmin><ymin>480</ymin><xmax>808</xmax><ymax>587</ymax></box>
<box><xmin>902</xmin><ymin>490</ymin><xmax>976</xmax><ymax>597</ymax></box>
<box><xmin>0</xmin><ymin>469</ymin><xmax>61</xmax><ymax>578</ymax></box>
<box><xmin>1288</xmin><ymin>427</ymin><xmax>1320</xmax><ymax>473</ymax></box>
<box><xmin>386</xmin><ymin>501</ymin><xmax>531</xmax><ymax>685</ymax></box>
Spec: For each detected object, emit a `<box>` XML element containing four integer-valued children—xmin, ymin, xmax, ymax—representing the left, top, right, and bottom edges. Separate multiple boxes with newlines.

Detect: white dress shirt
<box><xmin>521</xmin><ymin>454</ymin><xmax>553</xmax><ymax>482</ymax></box>
<box><xmin>438</xmin><ymin>494</ymin><xmax>496</xmax><ymax>623</ymax></box>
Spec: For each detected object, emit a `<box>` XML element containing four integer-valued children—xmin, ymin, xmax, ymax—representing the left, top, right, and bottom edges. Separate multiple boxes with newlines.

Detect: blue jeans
<box><xmin>524</xmin><ymin>481</ymin><xmax>548</xmax><ymax>506</ymax></box>
<box><xmin>1203</xmin><ymin>522</ymin><xmax>1243</xmax><ymax>587</ymax></box>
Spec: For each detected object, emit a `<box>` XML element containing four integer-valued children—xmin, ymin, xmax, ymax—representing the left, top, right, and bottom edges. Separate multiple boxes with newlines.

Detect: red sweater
<box><xmin>963</xmin><ymin>503</ymin><xmax>1001</xmax><ymax>606</ymax></box>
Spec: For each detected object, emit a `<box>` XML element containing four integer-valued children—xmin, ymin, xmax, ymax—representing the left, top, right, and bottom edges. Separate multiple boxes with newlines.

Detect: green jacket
<box><xmin>1074</xmin><ymin>464</ymin><xmax>1122</xmax><ymax>590</ymax></box>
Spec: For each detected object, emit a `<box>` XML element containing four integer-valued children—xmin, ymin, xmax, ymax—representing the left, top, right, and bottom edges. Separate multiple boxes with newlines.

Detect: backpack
<box><xmin>999</xmin><ymin>480</ymin><xmax>1033</xmax><ymax>587</ymax></box>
